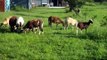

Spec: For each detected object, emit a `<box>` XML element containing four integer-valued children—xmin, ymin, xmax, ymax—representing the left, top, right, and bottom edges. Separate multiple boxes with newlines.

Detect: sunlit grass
<box><xmin>0</xmin><ymin>3</ymin><xmax>107</xmax><ymax>60</ymax></box>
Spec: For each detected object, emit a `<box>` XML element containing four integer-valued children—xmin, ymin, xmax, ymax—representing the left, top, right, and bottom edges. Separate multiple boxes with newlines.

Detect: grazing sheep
<box><xmin>9</xmin><ymin>16</ymin><xmax>17</xmax><ymax>32</ymax></box>
<box><xmin>23</xmin><ymin>19</ymin><xmax>43</xmax><ymax>34</ymax></box>
<box><xmin>16</xmin><ymin>16</ymin><xmax>24</xmax><ymax>30</ymax></box>
<box><xmin>65</xmin><ymin>17</ymin><xmax>78</xmax><ymax>29</ymax></box>
<box><xmin>77</xmin><ymin>19</ymin><xmax>93</xmax><ymax>34</ymax></box>
<box><xmin>77</xmin><ymin>19</ymin><xmax>93</xmax><ymax>30</ymax></box>
<box><xmin>48</xmin><ymin>16</ymin><xmax>65</xmax><ymax>28</ymax></box>
<box><xmin>0</xmin><ymin>16</ymin><xmax>12</xmax><ymax>27</ymax></box>
<box><xmin>9</xmin><ymin>16</ymin><xmax>24</xmax><ymax>32</ymax></box>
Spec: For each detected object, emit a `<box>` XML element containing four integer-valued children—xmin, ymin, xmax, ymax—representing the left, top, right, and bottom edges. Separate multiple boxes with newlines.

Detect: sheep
<box><xmin>9</xmin><ymin>16</ymin><xmax>24</xmax><ymax>32</ymax></box>
<box><xmin>48</xmin><ymin>16</ymin><xmax>65</xmax><ymax>29</ymax></box>
<box><xmin>77</xmin><ymin>19</ymin><xmax>93</xmax><ymax>34</ymax></box>
<box><xmin>0</xmin><ymin>16</ymin><xmax>12</xmax><ymax>27</ymax></box>
<box><xmin>9</xmin><ymin>16</ymin><xmax>18</xmax><ymax>32</ymax></box>
<box><xmin>23</xmin><ymin>19</ymin><xmax>43</xmax><ymax>34</ymax></box>
<box><xmin>77</xmin><ymin>19</ymin><xmax>93</xmax><ymax>30</ymax></box>
<box><xmin>16</xmin><ymin>16</ymin><xmax>24</xmax><ymax>30</ymax></box>
<box><xmin>65</xmin><ymin>17</ymin><xmax>78</xmax><ymax>29</ymax></box>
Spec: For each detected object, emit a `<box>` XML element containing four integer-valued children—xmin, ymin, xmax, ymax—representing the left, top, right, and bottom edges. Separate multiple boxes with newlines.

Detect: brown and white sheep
<box><xmin>23</xmin><ymin>19</ymin><xmax>43</xmax><ymax>34</ymax></box>
<box><xmin>48</xmin><ymin>16</ymin><xmax>65</xmax><ymax>28</ymax></box>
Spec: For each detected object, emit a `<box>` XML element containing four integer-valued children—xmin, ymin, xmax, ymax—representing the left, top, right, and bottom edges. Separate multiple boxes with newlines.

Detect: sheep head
<box><xmin>89</xmin><ymin>19</ymin><xmax>93</xmax><ymax>24</ymax></box>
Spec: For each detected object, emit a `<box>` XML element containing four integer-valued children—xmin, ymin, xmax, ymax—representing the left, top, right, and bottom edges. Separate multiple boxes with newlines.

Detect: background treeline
<box><xmin>65</xmin><ymin>0</ymin><xmax>107</xmax><ymax>12</ymax></box>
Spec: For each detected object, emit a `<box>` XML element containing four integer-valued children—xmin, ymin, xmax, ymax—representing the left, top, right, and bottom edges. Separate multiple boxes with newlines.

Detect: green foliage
<box><xmin>65</xmin><ymin>0</ymin><xmax>93</xmax><ymax>11</ymax></box>
<box><xmin>11</xmin><ymin>6</ymin><xmax>28</xmax><ymax>11</ymax></box>
<box><xmin>100</xmin><ymin>16</ymin><xmax>107</xmax><ymax>26</ymax></box>
<box><xmin>86</xmin><ymin>0</ymin><xmax>94</xmax><ymax>2</ymax></box>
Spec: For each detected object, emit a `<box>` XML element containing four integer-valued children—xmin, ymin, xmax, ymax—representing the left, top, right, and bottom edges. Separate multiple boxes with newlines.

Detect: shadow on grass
<box><xmin>0</xmin><ymin>26</ymin><xmax>10</xmax><ymax>33</ymax></box>
<box><xmin>53</xmin><ymin>32</ymin><xmax>62</xmax><ymax>35</ymax></box>
<box><xmin>0</xmin><ymin>26</ymin><xmax>23</xmax><ymax>34</ymax></box>
<box><xmin>79</xmin><ymin>32</ymin><xmax>106</xmax><ymax>40</ymax></box>
<box><xmin>40</xmin><ymin>11</ymin><xmax>65</xmax><ymax>14</ymax></box>
<box><xmin>65</xmin><ymin>32</ymin><xmax>107</xmax><ymax>41</ymax></box>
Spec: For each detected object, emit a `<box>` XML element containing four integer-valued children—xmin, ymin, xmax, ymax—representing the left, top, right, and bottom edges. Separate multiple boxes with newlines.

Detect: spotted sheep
<box><xmin>9</xmin><ymin>16</ymin><xmax>24</xmax><ymax>32</ymax></box>
<box><xmin>23</xmin><ymin>19</ymin><xmax>43</xmax><ymax>34</ymax></box>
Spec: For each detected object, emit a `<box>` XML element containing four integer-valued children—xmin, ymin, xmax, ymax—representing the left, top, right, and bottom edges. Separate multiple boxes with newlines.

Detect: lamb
<box><xmin>65</xmin><ymin>17</ymin><xmax>78</xmax><ymax>29</ymax></box>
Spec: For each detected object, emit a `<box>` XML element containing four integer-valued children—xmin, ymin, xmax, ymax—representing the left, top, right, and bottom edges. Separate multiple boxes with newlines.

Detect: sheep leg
<box><xmin>24</xmin><ymin>30</ymin><xmax>26</xmax><ymax>34</ymax></box>
<box><xmin>10</xmin><ymin>26</ymin><xmax>15</xmax><ymax>32</ymax></box>
<box><xmin>31</xmin><ymin>28</ymin><xmax>34</xmax><ymax>33</ymax></box>
<box><xmin>71</xmin><ymin>26</ymin><xmax>74</xmax><ymax>31</ymax></box>
<box><xmin>10</xmin><ymin>27</ymin><xmax>13</xmax><ymax>32</ymax></box>
<box><xmin>23</xmin><ymin>28</ymin><xmax>28</xmax><ymax>34</ymax></box>
<box><xmin>34</xmin><ymin>28</ymin><xmax>37</xmax><ymax>34</ymax></box>
<box><xmin>66</xmin><ymin>23</ymin><xmax>68</xmax><ymax>29</ymax></box>
<box><xmin>20</xmin><ymin>26</ymin><xmax>23</xmax><ymax>31</ymax></box>
<box><xmin>56</xmin><ymin>24</ymin><xmax>58</xmax><ymax>29</ymax></box>
<box><xmin>39</xmin><ymin>26</ymin><xmax>44</xmax><ymax>34</ymax></box>
<box><xmin>49</xmin><ymin>22</ymin><xmax>52</xmax><ymax>27</ymax></box>
<box><xmin>80</xmin><ymin>30</ymin><xmax>82</xmax><ymax>34</ymax></box>
<box><xmin>76</xmin><ymin>27</ymin><xmax>78</xmax><ymax>36</ymax></box>
<box><xmin>64</xmin><ymin>21</ymin><xmax>68</xmax><ymax>29</ymax></box>
<box><xmin>69</xmin><ymin>24</ymin><xmax>73</xmax><ymax>29</ymax></box>
<box><xmin>85</xmin><ymin>29</ymin><xmax>87</xmax><ymax>34</ymax></box>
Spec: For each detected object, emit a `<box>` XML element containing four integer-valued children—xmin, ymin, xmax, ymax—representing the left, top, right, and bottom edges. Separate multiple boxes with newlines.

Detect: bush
<box><xmin>85</xmin><ymin>2</ymin><xmax>96</xmax><ymax>6</ymax></box>
<box><xmin>11</xmin><ymin>6</ymin><xmax>27</xmax><ymax>11</ymax></box>
<box><xmin>100</xmin><ymin>16</ymin><xmax>107</xmax><ymax>26</ymax></box>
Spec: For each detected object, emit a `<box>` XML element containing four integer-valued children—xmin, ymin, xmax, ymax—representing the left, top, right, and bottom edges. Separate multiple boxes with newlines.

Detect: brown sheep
<box><xmin>48</xmin><ymin>16</ymin><xmax>65</xmax><ymax>28</ymax></box>
<box><xmin>23</xmin><ymin>19</ymin><xmax>43</xmax><ymax>34</ymax></box>
<box><xmin>9</xmin><ymin>16</ymin><xmax>17</xmax><ymax>32</ymax></box>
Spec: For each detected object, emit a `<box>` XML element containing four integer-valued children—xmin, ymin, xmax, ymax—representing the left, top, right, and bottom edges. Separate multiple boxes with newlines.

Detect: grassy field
<box><xmin>0</xmin><ymin>3</ymin><xmax>107</xmax><ymax>60</ymax></box>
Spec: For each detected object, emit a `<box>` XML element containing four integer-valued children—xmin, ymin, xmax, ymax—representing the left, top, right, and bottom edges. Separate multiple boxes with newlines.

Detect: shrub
<box><xmin>11</xmin><ymin>6</ymin><xmax>27</xmax><ymax>11</ymax></box>
<box><xmin>100</xmin><ymin>16</ymin><xmax>107</xmax><ymax>26</ymax></box>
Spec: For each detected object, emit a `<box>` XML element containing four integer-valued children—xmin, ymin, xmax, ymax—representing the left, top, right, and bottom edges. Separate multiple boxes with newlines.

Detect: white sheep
<box><xmin>16</xmin><ymin>16</ymin><xmax>24</xmax><ymax>30</ymax></box>
<box><xmin>65</xmin><ymin>17</ymin><xmax>78</xmax><ymax>29</ymax></box>
<box><xmin>64</xmin><ymin>17</ymin><xmax>79</xmax><ymax>35</ymax></box>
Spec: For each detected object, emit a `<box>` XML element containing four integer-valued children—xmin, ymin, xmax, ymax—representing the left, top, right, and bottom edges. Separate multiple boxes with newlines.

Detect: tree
<box><xmin>65</xmin><ymin>0</ymin><xmax>94</xmax><ymax>12</ymax></box>
<box><xmin>65</xmin><ymin>0</ymin><xmax>85</xmax><ymax>11</ymax></box>
<box><xmin>94</xmin><ymin>0</ymin><xmax>104</xmax><ymax>4</ymax></box>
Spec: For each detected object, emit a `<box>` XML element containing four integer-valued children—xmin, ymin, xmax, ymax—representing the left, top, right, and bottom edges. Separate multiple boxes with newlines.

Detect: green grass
<box><xmin>0</xmin><ymin>4</ymin><xmax>107</xmax><ymax>60</ymax></box>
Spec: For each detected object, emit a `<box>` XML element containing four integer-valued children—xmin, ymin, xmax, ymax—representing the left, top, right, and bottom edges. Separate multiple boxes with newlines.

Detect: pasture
<box><xmin>0</xmin><ymin>3</ymin><xmax>107</xmax><ymax>60</ymax></box>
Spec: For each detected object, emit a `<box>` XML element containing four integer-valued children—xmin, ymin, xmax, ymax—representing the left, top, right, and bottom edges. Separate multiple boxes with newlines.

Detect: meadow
<box><xmin>0</xmin><ymin>3</ymin><xmax>107</xmax><ymax>60</ymax></box>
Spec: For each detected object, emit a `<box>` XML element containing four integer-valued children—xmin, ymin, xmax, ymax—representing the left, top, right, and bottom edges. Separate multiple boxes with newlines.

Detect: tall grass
<box><xmin>0</xmin><ymin>3</ymin><xmax>107</xmax><ymax>60</ymax></box>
